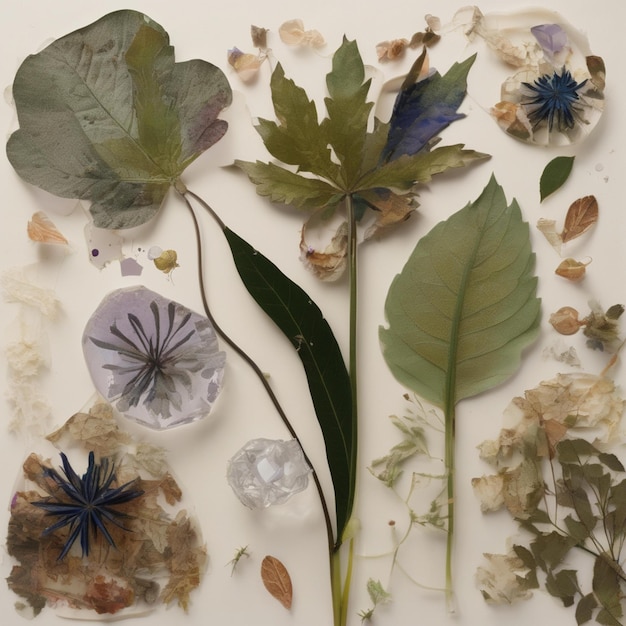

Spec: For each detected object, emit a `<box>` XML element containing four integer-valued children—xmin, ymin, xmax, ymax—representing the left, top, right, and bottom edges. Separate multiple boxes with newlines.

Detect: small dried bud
<box><xmin>549</xmin><ymin>306</ymin><xmax>582</xmax><ymax>335</ymax></box>
<box><xmin>555</xmin><ymin>257</ymin><xmax>590</xmax><ymax>282</ymax></box>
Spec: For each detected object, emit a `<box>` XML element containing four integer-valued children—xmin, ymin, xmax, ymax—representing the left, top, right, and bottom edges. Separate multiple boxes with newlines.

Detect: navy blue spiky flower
<box><xmin>522</xmin><ymin>68</ymin><xmax>588</xmax><ymax>132</ymax></box>
<box><xmin>32</xmin><ymin>452</ymin><xmax>144</xmax><ymax>560</ymax></box>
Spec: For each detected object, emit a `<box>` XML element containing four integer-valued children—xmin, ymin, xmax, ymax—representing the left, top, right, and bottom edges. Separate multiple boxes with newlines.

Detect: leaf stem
<box><xmin>179</xmin><ymin>188</ymin><xmax>335</xmax><ymax>559</ymax></box>
<box><xmin>444</xmin><ymin>400</ymin><xmax>456</xmax><ymax>613</ymax></box>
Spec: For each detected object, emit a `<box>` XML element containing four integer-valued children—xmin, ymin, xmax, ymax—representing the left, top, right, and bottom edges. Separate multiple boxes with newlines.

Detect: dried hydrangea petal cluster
<box><xmin>227</xmin><ymin>438</ymin><xmax>310</xmax><ymax>508</ymax></box>
<box><xmin>83</xmin><ymin>286</ymin><xmax>226</xmax><ymax>430</ymax></box>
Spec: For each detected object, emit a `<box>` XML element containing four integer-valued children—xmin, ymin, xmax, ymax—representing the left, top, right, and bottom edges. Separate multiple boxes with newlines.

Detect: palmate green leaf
<box><xmin>6</xmin><ymin>10</ymin><xmax>231</xmax><ymax>229</ymax></box>
<box><xmin>240</xmin><ymin>37</ymin><xmax>486</xmax><ymax>226</ymax></box>
<box><xmin>222</xmin><ymin>228</ymin><xmax>354</xmax><ymax>543</ymax></box>
<box><xmin>357</xmin><ymin>144</ymin><xmax>489</xmax><ymax>191</ymax></box>
<box><xmin>321</xmin><ymin>37</ymin><xmax>373</xmax><ymax>188</ymax></box>
<box><xmin>256</xmin><ymin>64</ymin><xmax>340</xmax><ymax>182</ymax></box>
<box><xmin>234</xmin><ymin>160</ymin><xmax>342</xmax><ymax>210</ymax></box>
<box><xmin>379</xmin><ymin>175</ymin><xmax>540</xmax><ymax>408</ymax></box>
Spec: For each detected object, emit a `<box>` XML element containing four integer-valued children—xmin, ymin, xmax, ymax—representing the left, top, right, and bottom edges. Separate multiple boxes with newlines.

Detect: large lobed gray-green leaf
<box><xmin>7</xmin><ymin>10</ymin><xmax>231</xmax><ymax>229</ymax></box>
<box><xmin>380</xmin><ymin>175</ymin><xmax>540</xmax><ymax>408</ymax></box>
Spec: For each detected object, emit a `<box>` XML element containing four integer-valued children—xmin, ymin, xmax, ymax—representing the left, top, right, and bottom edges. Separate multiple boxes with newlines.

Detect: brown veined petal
<box><xmin>561</xmin><ymin>195</ymin><xmax>598</xmax><ymax>243</ymax></box>
<box><xmin>27</xmin><ymin>211</ymin><xmax>68</xmax><ymax>245</ymax></box>
<box><xmin>260</xmin><ymin>555</ymin><xmax>292</xmax><ymax>609</ymax></box>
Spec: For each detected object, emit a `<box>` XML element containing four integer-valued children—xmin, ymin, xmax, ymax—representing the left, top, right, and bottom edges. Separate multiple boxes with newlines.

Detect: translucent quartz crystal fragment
<box><xmin>82</xmin><ymin>286</ymin><xmax>225</xmax><ymax>430</ymax></box>
<box><xmin>227</xmin><ymin>438</ymin><xmax>311</xmax><ymax>508</ymax></box>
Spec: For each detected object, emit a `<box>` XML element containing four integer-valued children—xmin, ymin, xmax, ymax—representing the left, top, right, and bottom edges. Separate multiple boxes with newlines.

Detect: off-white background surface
<box><xmin>1</xmin><ymin>1</ymin><xmax>625</xmax><ymax>624</ymax></box>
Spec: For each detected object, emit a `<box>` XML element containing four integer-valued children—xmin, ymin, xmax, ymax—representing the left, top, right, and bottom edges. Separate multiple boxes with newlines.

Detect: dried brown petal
<box><xmin>555</xmin><ymin>257</ymin><xmax>590</xmax><ymax>282</ymax></box>
<box><xmin>376</xmin><ymin>38</ymin><xmax>409</xmax><ymax>61</ymax></box>
<box><xmin>261</xmin><ymin>555</ymin><xmax>293</xmax><ymax>609</ymax></box>
<box><xmin>549</xmin><ymin>306</ymin><xmax>582</xmax><ymax>335</ymax></box>
<box><xmin>561</xmin><ymin>195</ymin><xmax>598</xmax><ymax>244</ymax></box>
<box><xmin>27</xmin><ymin>211</ymin><xmax>68</xmax><ymax>245</ymax></box>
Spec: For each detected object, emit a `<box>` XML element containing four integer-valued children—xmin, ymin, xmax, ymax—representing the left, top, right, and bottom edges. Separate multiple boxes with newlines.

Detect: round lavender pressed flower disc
<box><xmin>82</xmin><ymin>286</ymin><xmax>226</xmax><ymax>430</ymax></box>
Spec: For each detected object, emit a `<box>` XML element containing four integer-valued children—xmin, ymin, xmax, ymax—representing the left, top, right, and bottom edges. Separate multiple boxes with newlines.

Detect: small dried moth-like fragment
<box><xmin>549</xmin><ymin>306</ymin><xmax>582</xmax><ymax>335</ymax></box>
<box><xmin>555</xmin><ymin>257</ymin><xmax>590</xmax><ymax>281</ymax></box>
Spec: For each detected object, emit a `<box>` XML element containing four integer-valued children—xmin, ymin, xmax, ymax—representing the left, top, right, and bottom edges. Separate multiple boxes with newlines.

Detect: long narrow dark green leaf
<box><xmin>223</xmin><ymin>227</ymin><xmax>353</xmax><ymax>542</ymax></box>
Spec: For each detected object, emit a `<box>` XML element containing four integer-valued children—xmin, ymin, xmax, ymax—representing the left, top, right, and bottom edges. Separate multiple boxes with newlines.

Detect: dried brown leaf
<box><xmin>27</xmin><ymin>211</ymin><xmax>68</xmax><ymax>245</ymax></box>
<box><xmin>261</xmin><ymin>555</ymin><xmax>293</xmax><ymax>609</ymax></box>
<box><xmin>561</xmin><ymin>195</ymin><xmax>598</xmax><ymax>244</ymax></box>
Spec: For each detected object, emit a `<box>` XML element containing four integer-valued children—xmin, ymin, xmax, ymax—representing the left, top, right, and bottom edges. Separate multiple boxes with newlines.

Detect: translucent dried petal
<box><xmin>472</xmin><ymin>474</ymin><xmax>505</xmax><ymax>512</ymax></box>
<box><xmin>376</xmin><ymin>39</ymin><xmax>409</xmax><ymax>61</ymax></box>
<box><xmin>82</xmin><ymin>286</ymin><xmax>226</xmax><ymax>430</ymax></box>
<box><xmin>477</xmin><ymin>551</ymin><xmax>535</xmax><ymax>604</ymax></box>
<box><xmin>536</xmin><ymin>218</ymin><xmax>562</xmax><ymax>253</ymax></box>
<box><xmin>279</xmin><ymin>19</ymin><xmax>324</xmax><ymax>48</ymax></box>
<box><xmin>227</xmin><ymin>47</ymin><xmax>263</xmax><ymax>82</ymax></box>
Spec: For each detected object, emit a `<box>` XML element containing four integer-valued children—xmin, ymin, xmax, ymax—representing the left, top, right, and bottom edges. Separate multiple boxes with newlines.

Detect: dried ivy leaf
<box><xmin>561</xmin><ymin>196</ymin><xmax>598</xmax><ymax>243</ymax></box>
<box><xmin>540</xmin><ymin>156</ymin><xmax>575</xmax><ymax>202</ymax></box>
<box><xmin>261</xmin><ymin>555</ymin><xmax>293</xmax><ymax>609</ymax></box>
<box><xmin>7</xmin><ymin>10</ymin><xmax>232</xmax><ymax>229</ymax></box>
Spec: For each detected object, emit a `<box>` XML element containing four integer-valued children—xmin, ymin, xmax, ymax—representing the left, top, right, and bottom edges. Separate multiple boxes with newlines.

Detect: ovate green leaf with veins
<box><xmin>7</xmin><ymin>10</ymin><xmax>232</xmax><ymax>229</ymax></box>
<box><xmin>380</xmin><ymin>175</ymin><xmax>540</xmax><ymax>603</ymax></box>
<box><xmin>380</xmin><ymin>175</ymin><xmax>540</xmax><ymax>405</ymax></box>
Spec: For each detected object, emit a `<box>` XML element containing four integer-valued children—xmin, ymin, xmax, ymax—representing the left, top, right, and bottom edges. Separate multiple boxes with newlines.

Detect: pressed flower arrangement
<box><xmin>1</xmin><ymin>4</ymin><xmax>621</xmax><ymax>626</ymax></box>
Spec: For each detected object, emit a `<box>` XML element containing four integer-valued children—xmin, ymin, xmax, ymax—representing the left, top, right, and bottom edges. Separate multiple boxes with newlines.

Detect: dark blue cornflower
<box><xmin>32</xmin><ymin>452</ymin><xmax>144</xmax><ymax>560</ymax></box>
<box><xmin>522</xmin><ymin>68</ymin><xmax>588</xmax><ymax>132</ymax></box>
